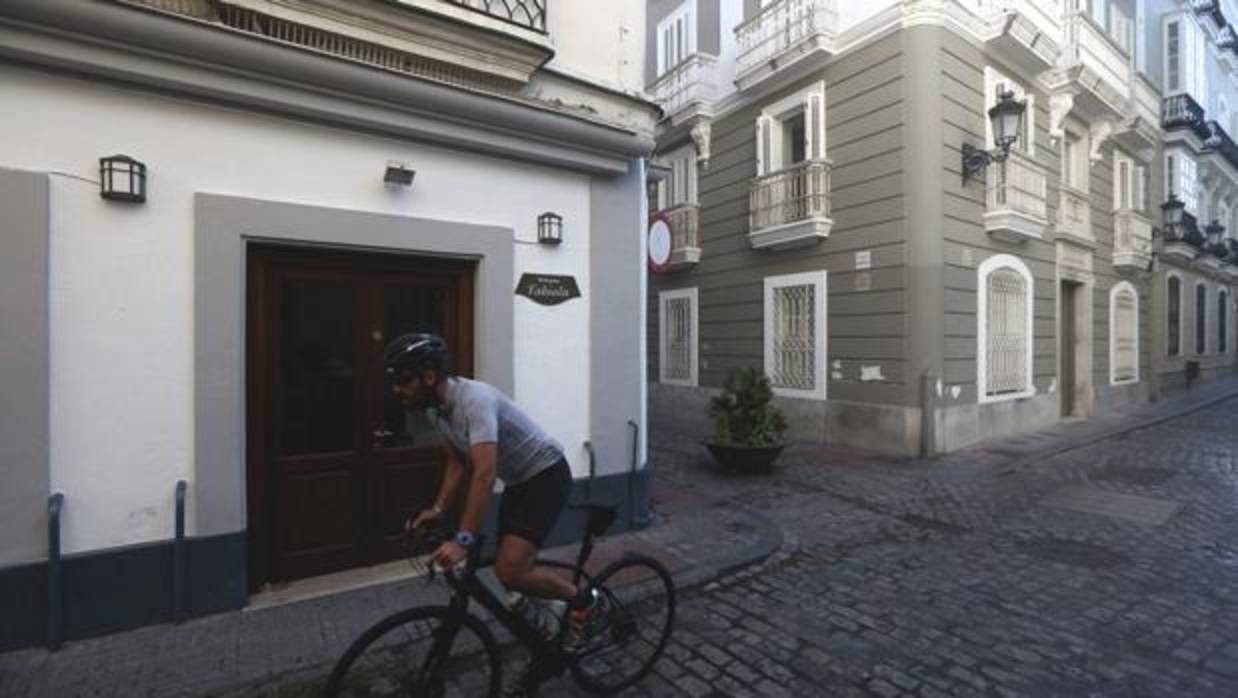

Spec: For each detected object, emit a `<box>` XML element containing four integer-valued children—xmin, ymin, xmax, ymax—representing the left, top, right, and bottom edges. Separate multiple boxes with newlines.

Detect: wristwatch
<box><xmin>455</xmin><ymin>531</ymin><xmax>476</xmax><ymax>548</ymax></box>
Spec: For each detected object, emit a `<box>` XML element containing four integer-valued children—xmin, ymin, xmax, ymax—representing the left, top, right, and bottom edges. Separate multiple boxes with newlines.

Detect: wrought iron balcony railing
<box><xmin>662</xmin><ymin>202</ymin><xmax>700</xmax><ymax>252</ymax></box>
<box><xmin>444</xmin><ymin>0</ymin><xmax>546</xmax><ymax>33</ymax></box>
<box><xmin>1203</xmin><ymin>121</ymin><xmax>1238</xmax><ymax>172</ymax></box>
<box><xmin>749</xmin><ymin>159</ymin><xmax>832</xmax><ymax>233</ymax></box>
<box><xmin>986</xmin><ymin>153</ymin><xmax>1047</xmax><ymax>221</ymax></box>
<box><xmin>1192</xmin><ymin>0</ymin><xmax>1226</xmax><ymax>27</ymax></box>
<box><xmin>735</xmin><ymin>0</ymin><xmax>837</xmax><ymax>84</ymax></box>
<box><xmin>648</xmin><ymin>54</ymin><xmax>719</xmax><ymax>120</ymax></box>
<box><xmin>1162</xmin><ymin>94</ymin><xmax>1209</xmax><ymax>139</ymax></box>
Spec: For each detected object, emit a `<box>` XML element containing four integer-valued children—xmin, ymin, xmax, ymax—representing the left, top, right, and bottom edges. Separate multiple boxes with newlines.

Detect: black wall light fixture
<box><xmin>99</xmin><ymin>154</ymin><xmax>147</xmax><ymax>203</ymax></box>
<box><xmin>961</xmin><ymin>91</ymin><xmax>1027</xmax><ymax>186</ymax></box>
<box><xmin>384</xmin><ymin>161</ymin><xmax>416</xmax><ymax>186</ymax></box>
<box><xmin>537</xmin><ymin>211</ymin><xmax>563</xmax><ymax>245</ymax></box>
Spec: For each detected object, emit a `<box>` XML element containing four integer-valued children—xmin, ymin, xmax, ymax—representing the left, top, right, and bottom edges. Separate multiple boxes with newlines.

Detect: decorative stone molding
<box><xmin>690</xmin><ymin>122</ymin><xmax>712</xmax><ymax>168</ymax></box>
<box><xmin>1089</xmin><ymin>119</ymin><xmax>1114</xmax><ymax>162</ymax></box>
<box><xmin>1049</xmin><ymin>92</ymin><xmax>1075</xmax><ymax>144</ymax></box>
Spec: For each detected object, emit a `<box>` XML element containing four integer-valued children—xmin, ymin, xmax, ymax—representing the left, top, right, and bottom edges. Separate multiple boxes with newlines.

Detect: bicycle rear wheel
<box><xmin>569</xmin><ymin>554</ymin><xmax>676</xmax><ymax>696</ymax></box>
<box><xmin>324</xmin><ymin>605</ymin><xmax>501</xmax><ymax>698</ymax></box>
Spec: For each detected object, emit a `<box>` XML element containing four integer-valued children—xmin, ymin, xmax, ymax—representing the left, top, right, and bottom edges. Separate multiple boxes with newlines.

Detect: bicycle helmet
<box><xmin>383</xmin><ymin>332</ymin><xmax>449</xmax><ymax>374</ymax></box>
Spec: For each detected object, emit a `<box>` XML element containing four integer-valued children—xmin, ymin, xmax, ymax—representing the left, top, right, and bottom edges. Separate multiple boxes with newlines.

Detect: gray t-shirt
<box><xmin>429</xmin><ymin>377</ymin><xmax>565</xmax><ymax>485</ymax></box>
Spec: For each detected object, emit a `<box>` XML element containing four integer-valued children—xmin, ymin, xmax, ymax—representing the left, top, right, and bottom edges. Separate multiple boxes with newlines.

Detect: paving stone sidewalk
<box><xmin>0</xmin><ymin>498</ymin><xmax>780</xmax><ymax>698</ymax></box>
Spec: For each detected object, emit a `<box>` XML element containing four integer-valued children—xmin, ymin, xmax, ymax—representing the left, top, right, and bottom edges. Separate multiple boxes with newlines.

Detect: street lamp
<box><xmin>961</xmin><ymin>91</ymin><xmax>1027</xmax><ymax>186</ymax></box>
<box><xmin>1161</xmin><ymin>194</ymin><xmax>1185</xmax><ymax>240</ymax></box>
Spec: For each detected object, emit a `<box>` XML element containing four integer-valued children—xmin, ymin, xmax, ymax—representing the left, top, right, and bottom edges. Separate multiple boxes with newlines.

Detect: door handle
<box><xmin>372</xmin><ymin>428</ymin><xmax>397</xmax><ymax>449</ymax></box>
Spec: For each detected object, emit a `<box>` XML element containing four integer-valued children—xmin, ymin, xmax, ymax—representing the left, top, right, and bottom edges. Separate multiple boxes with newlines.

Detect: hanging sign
<box><xmin>648</xmin><ymin>214</ymin><xmax>672</xmax><ymax>273</ymax></box>
<box><xmin>515</xmin><ymin>273</ymin><xmax>581</xmax><ymax>306</ymax></box>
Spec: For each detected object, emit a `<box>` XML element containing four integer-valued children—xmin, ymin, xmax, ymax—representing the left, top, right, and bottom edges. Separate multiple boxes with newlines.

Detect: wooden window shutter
<box><xmin>756</xmin><ymin>116</ymin><xmax>773</xmax><ymax>175</ymax></box>
<box><xmin>805</xmin><ymin>91</ymin><xmax>824</xmax><ymax>161</ymax></box>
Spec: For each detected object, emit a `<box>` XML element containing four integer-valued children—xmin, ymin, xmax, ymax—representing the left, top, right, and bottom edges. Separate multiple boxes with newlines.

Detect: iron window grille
<box><xmin>986</xmin><ymin>268</ymin><xmax>1029</xmax><ymax>396</ymax></box>
<box><xmin>444</xmin><ymin>0</ymin><xmax>547</xmax><ymax>33</ymax></box>
<box><xmin>664</xmin><ymin>297</ymin><xmax>693</xmax><ymax>381</ymax></box>
<box><xmin>771</xmin><ymin>284</ymin><xmax>816</xmax><ymax>392</ymax></box>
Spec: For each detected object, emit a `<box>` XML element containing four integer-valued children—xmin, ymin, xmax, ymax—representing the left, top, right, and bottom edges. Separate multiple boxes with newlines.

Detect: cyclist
<box><xmin>385</xmin><ymin>333</ymin><xmax>599</xmax><ymax>652</ymax></box>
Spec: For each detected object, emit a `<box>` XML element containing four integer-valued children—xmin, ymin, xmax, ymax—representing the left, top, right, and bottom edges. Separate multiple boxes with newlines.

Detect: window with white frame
<box><xmin>1113</xmin><ymin>150</ymin><xmax>1146</xmax><ymax>212</ymax></box>
<box><xmin>1196</xmin><ymin>282</ymin><xmax>1208</xmax><ymax>355</ymax></box>
<box><xmin>978</xmin><ymin>255</ymin><xmax>1034</xmax><ymax>401</ymax></box>
<box><xmin>659</xmin><ymin>288</ymin><xmax>698</xmax><ymax>386</ymax></box>
<box><xmin>755</xmin><ymin>82</ymin><xmax>826</xmax><ymax>176</ymax></box>
<box><xmin>656</xmin><ymin>1</ymin><xmax>695</xmax><ymax>78</ymax></box>
<box><xmin>650</xmin><ymin>146</ymin><xmax>697</xmax><ymax>212</ymax></box>
<box><xmin>1166</xmin><ymin>151</ymin><xmax>1199</xmax><ymax>214</ymax></box>
<box><xmin>1220</xmin><ymin>289</ymin><xmax>1230</xmax><ymax>354</ymax></box>
<box><xmin>1109</xmin><ymin>5</ymin><xmax>1134</xmax><ymax>56</ymax></box>
<box><xmin>984</xmin><ymin>67</ymin><xmax>1035</xmax><ymax>156</ymax></box>
<box><xmin>1110</xmin><ymin>282</ymin><xmax>1139</xmax><ymax>384</ymax></box>
<box><xmin>1164</xmin><ymin>15</ymin><xmax>1207</xmax><ymax>99</ymax></box>
<box><xmin>763</xmin><ymin>271</ymin><xmax>827</xmax><ymax>399</ymax></box>
<box><xmin>1062</xmin><ymin>127</ymin><xmax>1088</xmax><ymax>191</ymax></box>
<box><xmin>1168</xmin><ymin>275</ymin><xmax>1182</xmax><ymax>357</ymax></box>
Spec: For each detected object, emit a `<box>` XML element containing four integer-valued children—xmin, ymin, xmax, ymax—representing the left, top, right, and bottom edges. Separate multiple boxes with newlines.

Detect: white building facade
<box><xmin>0</xmin><ymin>0</ymin><xmax>656</xmax><ymax>650</ymax></box>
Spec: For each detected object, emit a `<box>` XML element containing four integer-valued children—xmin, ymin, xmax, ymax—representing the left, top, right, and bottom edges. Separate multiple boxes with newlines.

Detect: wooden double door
<box><xmin>247</xmin><ymin>245</ymin><xmax>475</xmax><ymax>588</ymax></box>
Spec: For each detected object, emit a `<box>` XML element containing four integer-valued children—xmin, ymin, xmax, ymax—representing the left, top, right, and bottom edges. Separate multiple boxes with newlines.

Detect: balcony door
<box><xmin>246</xmin><ymin>244</ymin><xmax>475</xmax><ymax>588</ymax></box>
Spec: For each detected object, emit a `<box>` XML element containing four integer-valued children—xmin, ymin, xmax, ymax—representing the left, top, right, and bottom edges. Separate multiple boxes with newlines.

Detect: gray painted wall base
<box><xmin>649</xmin><ymin>382</ymin><xmax>920</xmax><ymax>456</ymax></box>
<box><xmin>0</xmin><ymin>472</ymin><xmax>648</xmax><ymax>653</ymax></box>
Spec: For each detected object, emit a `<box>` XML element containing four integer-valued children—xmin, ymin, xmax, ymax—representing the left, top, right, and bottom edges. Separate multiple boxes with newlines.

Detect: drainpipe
<box><xmin>47</xmin><ymin>492</ymin><xmax>64</xmax><ymax>651</ymax></box>
<box><xmin>173</xmin><ymin>480</ymin><xmax>187</xmax><ymax>624</ymax></box>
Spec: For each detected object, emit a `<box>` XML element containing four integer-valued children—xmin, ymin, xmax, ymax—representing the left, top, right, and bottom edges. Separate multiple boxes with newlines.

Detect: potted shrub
<box><xmin>704</xmin><ymin>367</ymin><xmax>788</xmax><ymax>473</ymax></box>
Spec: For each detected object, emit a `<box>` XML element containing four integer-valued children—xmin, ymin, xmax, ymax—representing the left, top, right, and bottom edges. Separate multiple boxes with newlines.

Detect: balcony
<box><xmin>1113</xmin><ymin>209</ymin><xmax>1153</xmax><ymax>272</ymax></box>
<box><xmin>1203</xmin><ymin>121</ymin><xmax>1238</xmax><ymax>173</ymax></box>
<box><xmin>658</xmin><ymin>203</ymin><xmax>702</xmax><ymax>269</ymax></box>
<box><xmin>1056</xmin><ymin>11</ymin><xmax>1130</xmax><ymax>117</ymax></box>
<box><xmin>1192</xmin><ymin>0</ymin><xmax>1226</xmax><ymax>28</ymax></box>
<box><xmin>648</xmin><ymin>54</ymin><xmax>719</xmax><ymax>125</ymax></box>
<box><xmin>1162</xmin><ymin>94</ymin><xmax>1210</xmax><ymax>140</ymax></box>
<box><xmin>735</xmin><ymin>0</ymin><xmax>838</xmax><ymax>92</ymax></box>
<box><xmin>971</xmin><ymin>0</ymin><xmax>1062</xmax><ymax>71</ymax></box>
<box><xmin>1114</xmin><ymin>74</ymin><xmax>1161</xmax><ymax>152</ymax></box>
<box><xmin>123</xmin><ymin>0</ymin><xmax>555</xmax><ymax>86</ymax></box>
<box><xmin>748</xmin><ymin>159</ymin><xmax>833</xmax><ymax>250</ymax></box>
<box><xmin>1162</xmin><ymin>210</ymin><xmax>1203</xmax><ymax>265</ymax></box>
<box><xmin>1056</xmin><ymin>186</ymin><xmax>1092</xmax><ymax>243</ymax></box>
<box><xmin>983</xmin><ymin>153</ymin><xmax>1049</xmax><ymax>244</ymax></box>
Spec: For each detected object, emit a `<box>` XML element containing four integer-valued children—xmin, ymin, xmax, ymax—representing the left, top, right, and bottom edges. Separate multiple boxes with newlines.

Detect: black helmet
<box><xmin>383</xmin><ymin>333</ymin><xmax>449</xmax><ymax>374</ymax></box>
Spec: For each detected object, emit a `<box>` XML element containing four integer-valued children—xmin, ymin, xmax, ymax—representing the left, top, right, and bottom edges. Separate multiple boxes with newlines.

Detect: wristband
<box><xmin>455</xmin><ymin>531</ymin><xmax>476</xmax><ymax>548</ymax></box>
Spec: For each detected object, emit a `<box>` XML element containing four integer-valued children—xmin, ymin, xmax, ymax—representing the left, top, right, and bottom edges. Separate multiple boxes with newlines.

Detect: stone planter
<box><xmin>703</xmin><ymin>442</ymin><xmax>784</xmax><ymax>473</ymax></box>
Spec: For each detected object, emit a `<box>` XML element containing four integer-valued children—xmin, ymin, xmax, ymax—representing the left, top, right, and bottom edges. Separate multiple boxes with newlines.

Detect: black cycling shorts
<box><xmin>498</xmin><ymin>458</ymin><xmax>571</xmax><ymax>548</ymax></box>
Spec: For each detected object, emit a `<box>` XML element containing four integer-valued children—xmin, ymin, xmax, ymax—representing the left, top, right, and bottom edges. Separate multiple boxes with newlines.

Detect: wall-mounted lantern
<box><xmin>961</xmin><ymin>91</ymin><xmax>1026</xmax><ymax>186</ymax></box>
<box><xmin>384</xmin><ymin>161</ymin><xmax>416</xmax><ymax>186</ymax></box>
<box><xmin>1161</xmin><ymin>194</ymin><xmax>1185</xmax><ymax>240</ymax></box>
<box><xmin>99</xmin><ymin>154</ymin><xmax>147</xmax><ymax>203</ymax></box>
<box><xmin>537</xmin><ymin>211</ymin><xmax>563</xmax><ymax>246</ymax></box>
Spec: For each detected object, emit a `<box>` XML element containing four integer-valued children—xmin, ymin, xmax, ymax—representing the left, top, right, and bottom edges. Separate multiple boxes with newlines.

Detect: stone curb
<box><xmin>1003</xmin><ymin>383</ymin><xmax>1238</xmax><ymax>474</ymax></box>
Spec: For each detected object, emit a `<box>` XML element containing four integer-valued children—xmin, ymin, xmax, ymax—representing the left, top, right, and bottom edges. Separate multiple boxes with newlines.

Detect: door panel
<box><xmin>247</xmin><ymin>246</ymin><xmax>475</xmax><ymax>587</ymax></box>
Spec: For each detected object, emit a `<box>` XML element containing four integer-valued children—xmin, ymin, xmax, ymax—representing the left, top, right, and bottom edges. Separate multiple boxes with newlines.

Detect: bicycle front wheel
<box><xmin>570</xmin><ymin>554</ymin><xmax>676</xmax><ymax>696</ymax></box>
<box><xmin>323</xmin><ymin>605</ymin><xmax>501</xmax><ymax>698</ymax></box>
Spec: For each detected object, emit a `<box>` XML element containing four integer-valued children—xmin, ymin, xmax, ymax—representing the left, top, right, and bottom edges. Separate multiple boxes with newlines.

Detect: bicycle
<box><xmin>323</xmin><ymin>504</ymin><xmax>676</xmax><ymax>697</ymax></box>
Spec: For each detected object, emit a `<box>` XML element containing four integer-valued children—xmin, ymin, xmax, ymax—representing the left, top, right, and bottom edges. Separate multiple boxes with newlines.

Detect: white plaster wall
<box><xmin>0</xmin><ymin>66</ymin><xmax>598</xmax><ymax>554</ymax></box>
<box><xmin>548</xmin><ymin>0</ymin><xmax>645</xmax><ymax>91</ymax></box>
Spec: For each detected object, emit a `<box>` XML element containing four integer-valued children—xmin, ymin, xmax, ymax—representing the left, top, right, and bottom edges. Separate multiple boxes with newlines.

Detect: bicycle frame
<box><xmin>430</xmin><ymin>528</ymin><xmax>599</xmax><ymax>681</ymax></box>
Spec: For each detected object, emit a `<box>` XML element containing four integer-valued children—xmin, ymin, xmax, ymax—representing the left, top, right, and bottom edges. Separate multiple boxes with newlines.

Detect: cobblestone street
<box><xmin>6</xmin><ymin>390</ymin><xmax>1238</xmax><ymax>697</ymax></box>
<box><xmin>537</xmin><ymin>395</ymin><xmax>1238</xmax><ymax>697</ymax></box>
